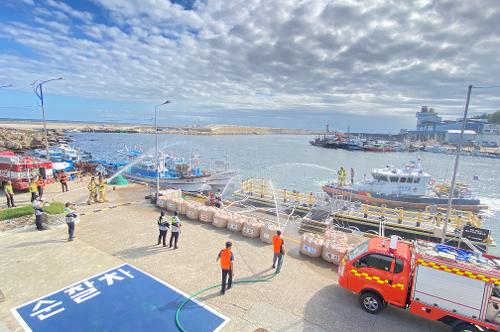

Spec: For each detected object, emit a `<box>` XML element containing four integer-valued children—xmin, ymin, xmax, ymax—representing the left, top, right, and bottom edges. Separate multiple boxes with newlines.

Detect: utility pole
<box><xmin>33</xmin><ymin>78</ymin><xmax>63</xmax><ymax>160</ymax></box>
<box><xmin>154</xmin><ymin>100</ymin><xmax>171</xmax><ymax>199</ymax></box>
<box><xmin>442</xmin><ymin>84</ymin><xmax>472</xmax><ymax>243</ymax></box>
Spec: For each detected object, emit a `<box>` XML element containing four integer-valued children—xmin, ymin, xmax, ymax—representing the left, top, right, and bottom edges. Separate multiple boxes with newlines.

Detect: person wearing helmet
<box><xmin>216</xmin><ymin>241</ymin><xmax>234</xmax><ymax>295</ymax></box>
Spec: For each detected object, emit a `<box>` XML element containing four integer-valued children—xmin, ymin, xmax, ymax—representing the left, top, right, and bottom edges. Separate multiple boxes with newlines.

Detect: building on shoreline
<box><xmin>409</xmin><ymin>106</ymin><xmax>500</xmax><ymax>146</ymax></box>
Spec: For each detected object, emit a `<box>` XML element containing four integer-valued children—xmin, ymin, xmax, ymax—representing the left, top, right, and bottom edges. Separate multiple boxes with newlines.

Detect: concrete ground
<box><xmin>0</xmin><ymin>181</ymin><xmax>449</xmax><ymax>331</ymax></box>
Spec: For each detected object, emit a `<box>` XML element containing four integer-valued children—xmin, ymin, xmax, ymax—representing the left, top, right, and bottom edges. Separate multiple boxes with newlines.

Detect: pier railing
<box><xmin>238</xmin><ymin>178</ymin><xmax>319</xmax><ymax>206</ymax></box>
<box><xmin>340</xmin><ymin>203</ymin><xmax>482</xmax><ymax>230</ymax></box>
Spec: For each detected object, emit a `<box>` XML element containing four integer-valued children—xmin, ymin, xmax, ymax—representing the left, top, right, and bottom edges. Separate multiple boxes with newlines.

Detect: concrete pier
<box><xmin>0</xmin><ymin>180</ymin><xmax>448</xmax><ymax>331</ymax></box>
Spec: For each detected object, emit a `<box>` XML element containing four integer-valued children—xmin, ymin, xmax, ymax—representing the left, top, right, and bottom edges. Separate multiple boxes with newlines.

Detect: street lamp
<box><xmin>154</xmin><ymin>100</ymin><xmax>171</xmax><ymax>199</ymax></box>
<box><xmin>32</xmin><ymin>77</ymin><xmax>63</xmax><ymax>161</ymax></box>
<box><xmin>441</xmin><ymin>83</ymin><xmax>500</xmax><ymax>244</ymax></box>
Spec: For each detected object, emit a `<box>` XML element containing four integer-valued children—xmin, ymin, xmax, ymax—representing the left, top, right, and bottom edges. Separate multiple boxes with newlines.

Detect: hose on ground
<box><xmin>175</xmin><ymin>255</ymin><xmax>284</xmax><ymax>332</ymax></box>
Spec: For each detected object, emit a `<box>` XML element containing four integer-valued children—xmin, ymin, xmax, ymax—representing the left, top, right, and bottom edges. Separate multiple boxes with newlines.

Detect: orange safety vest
<box><xmin>219</xmin><ymin>249</ymin><xmax>232</xmax><ymax>270</ymax></box>
<box><xmin>60</xmin><ymin>173</ymin><xmax>68</xmax><ymax>183</ymax></box>
<box><xmin>273</xmin><ymin>236</ymin><xmax>283</xmax><ymax>254</ymax></box>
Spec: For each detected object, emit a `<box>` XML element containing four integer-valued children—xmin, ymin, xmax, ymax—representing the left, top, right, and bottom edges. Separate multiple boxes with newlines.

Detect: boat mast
<box><xmin>442</xmin><ymin>84</ymin><xmax>472</xmax><ymax>243</ymax></box>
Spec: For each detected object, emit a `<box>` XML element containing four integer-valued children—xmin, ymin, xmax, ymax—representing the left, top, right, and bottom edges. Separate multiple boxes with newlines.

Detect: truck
<box><xmin>338</xmin><ymin>236</ymin><xmax>500</xmax><ymax>332</ymax></box>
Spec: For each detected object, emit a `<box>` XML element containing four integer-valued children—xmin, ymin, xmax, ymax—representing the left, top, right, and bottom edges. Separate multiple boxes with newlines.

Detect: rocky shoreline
<box><xmin>0</xmin><ymin>128</ymin><xmax>64</xmax><ymax>152</ymax></box>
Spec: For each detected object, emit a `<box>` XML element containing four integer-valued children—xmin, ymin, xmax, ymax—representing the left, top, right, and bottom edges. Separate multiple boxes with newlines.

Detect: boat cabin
<box><xmin>353</xmin><ymin>162</ymin><xmax>431</xmax><ymax>197</ymax></box>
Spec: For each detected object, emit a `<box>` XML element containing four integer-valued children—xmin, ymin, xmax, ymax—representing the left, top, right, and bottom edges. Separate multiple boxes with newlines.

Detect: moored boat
<box><xmin>322</xmin><ymin>161</ymin><xmax>487</xmax><ymax>212</ymax></box>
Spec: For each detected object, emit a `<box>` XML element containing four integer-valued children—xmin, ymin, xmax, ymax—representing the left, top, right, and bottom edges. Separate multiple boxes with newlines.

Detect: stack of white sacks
<box><xmin>158</xmin><ymin>195</ymin><xmax>370</xmax><ymax>263</ymax></box>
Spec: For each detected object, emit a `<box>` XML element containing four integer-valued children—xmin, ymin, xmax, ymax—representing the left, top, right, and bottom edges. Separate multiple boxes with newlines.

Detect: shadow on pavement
<box><xmin>114</xmin><ymin>244</ymin><xmax>171</xmax><ymax>259</ymax></box>
<box><xmin>7</xmin><ymin>239</ymin><xmax>68</xmax><ymax>248</ymax></box>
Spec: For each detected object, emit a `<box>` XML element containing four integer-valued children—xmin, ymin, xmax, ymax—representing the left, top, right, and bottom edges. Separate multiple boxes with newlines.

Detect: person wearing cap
<box><xmin>64</xmin><ymin>202</ymin><xmax>77</xmax><ymax>241</ymax></box>
<box><xmin>157</xmin><ymin>211</ymin><xmax>169</xmax><ymax>247</ymax></box>
<box><xmin>33</xmin><ymin>198</ymin><xmax>45</xmax><ymax>231</ymax></box>
<box><xmin>216</xmin><ymin>241</ymin><xmax>234</xmax><ymax>295</ymax></box>
<box><xmin>272</xmin><ymin>230</ymin><xmax>285</xmax><ymax>269</ymax></box>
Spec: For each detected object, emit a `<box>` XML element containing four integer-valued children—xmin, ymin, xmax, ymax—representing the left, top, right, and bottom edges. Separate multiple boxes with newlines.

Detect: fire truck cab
<box><xmin>338</xmin><ymin>236</ymin><xmax>499</xmax><ymax>332</ymax></box>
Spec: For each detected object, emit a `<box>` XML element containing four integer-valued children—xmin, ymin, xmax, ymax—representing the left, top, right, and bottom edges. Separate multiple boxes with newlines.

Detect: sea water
<box><xmin>72</xmin><ymin>132</ymin><xmax>500</xmax><ymax>252</ymax></box>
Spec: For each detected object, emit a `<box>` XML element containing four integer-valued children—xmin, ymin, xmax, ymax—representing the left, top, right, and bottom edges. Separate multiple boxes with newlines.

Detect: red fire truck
<box><xmin>0</xmin><ymin>151</ymin><xmax>55</xmax><ymax>190</ymax></box>
<box><xmin>338</xmin><ymin>236</ymin><xmax>499</xmax><ymax>332</ymax></box>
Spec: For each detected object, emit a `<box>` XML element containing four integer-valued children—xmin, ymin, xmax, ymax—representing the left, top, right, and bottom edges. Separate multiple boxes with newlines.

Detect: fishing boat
<box><xmin>125</xmin><ymin>154</ymin><xmax>214</xmax><ymax>192</ymax></box>
<box><xmin>33</xmin><ymin>144</ymin><xmax>80</xmax><ymax>162</ymax></box>
<box><xmin>205</xmin><ymin>159</ymin><xmax>238</xmax><ymax>191</ymax></box>
<box><xmin>0</xmin><ymin>151</ymin><xmax>55</xmax><ymax>190</ymax></box>
<box><xmin>322</xmin><ymin>161</ymin><xmax>487</xmax><ymax>212</ymax></box>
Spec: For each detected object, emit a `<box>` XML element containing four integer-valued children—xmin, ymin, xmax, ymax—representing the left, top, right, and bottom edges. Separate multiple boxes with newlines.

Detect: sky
<box><xmin>0</xmin><ymin>0</ymin><xmax>499</xmax><ymax>132</ymax></box>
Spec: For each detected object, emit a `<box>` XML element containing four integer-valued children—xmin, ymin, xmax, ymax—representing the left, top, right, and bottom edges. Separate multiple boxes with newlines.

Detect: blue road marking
<box><xmin>12</xmin><ymin>264</ymin><xmax>229</xmax><ymax>332</ymax></box>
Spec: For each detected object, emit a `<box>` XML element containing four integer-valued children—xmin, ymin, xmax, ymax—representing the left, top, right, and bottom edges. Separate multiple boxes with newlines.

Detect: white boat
<box><xmin>205</xmin><ymin>159</ymin><xmax>238</xmax><ymax>191</ymax></box>
<box><xmin>323</xmin><ymin>160</ymin><xmax>486</xmax><ymax>211</ymax></box>
<box><xmin>33</xmin><ymin>144</ymin><xmax>80</xmax><ymax>162</ymax></box>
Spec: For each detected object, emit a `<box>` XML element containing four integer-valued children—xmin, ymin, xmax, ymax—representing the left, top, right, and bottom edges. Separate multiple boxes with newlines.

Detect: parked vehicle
<box><xmin>338</xmin><ymin>236</ymin><xmax>499</xmax><ymax>332</ymax></box>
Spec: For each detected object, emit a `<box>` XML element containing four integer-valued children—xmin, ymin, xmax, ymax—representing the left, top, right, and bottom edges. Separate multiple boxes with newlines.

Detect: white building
<box><xmin>444</xmin><ymin>130</ymin><xmax>477</xmax><ymax>144</ymax></box>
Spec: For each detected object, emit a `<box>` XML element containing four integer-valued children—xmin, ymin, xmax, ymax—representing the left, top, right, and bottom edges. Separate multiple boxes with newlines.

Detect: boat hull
<box><xmin>125</xmin><ymin>173</ymin><xmax>212</xmax><ymax>192</ymax></box>
<box><xmin>322</xmin><ymin>184</ymin><xmax>487</xmax><ymax>212</ymax></box>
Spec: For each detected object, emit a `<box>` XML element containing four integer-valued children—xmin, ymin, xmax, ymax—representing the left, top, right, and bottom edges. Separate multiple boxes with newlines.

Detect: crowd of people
<box><xmin>2</xmin><ymin>170</ymin><xmax>109</xmax><ymax>242</ymax></box>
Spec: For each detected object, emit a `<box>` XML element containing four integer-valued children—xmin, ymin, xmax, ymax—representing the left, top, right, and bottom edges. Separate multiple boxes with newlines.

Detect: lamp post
<box><xmin>32</xmin><ymin>77</ymin><xmax>63</xmax><ymax>160</ymax></box>
<box><xmin>441</xmin><ymin>85</ymin><xmax>473</xmax><ymax>243</ymax></box>
<box><xmin>154</xmin><ymin>100</ymin><xmax>171</xmax><ymax>198</ymax></box>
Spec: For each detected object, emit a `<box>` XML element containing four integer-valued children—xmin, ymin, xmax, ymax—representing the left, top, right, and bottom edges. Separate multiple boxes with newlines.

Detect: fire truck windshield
<box><xmin>347</xmin><ymin>240</ymin><xmax>369</xmax><ymax>261</ymax></box>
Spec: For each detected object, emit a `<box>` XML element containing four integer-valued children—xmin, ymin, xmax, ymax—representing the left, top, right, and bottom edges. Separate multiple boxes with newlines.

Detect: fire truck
<box><xmin>338</xmin><ymin>236</ymin><xmax>500</xmax><ymax>332</ymax></box>
<box><xmin>0</xmin><ymin>151</ymin><xmax>55</xmax><ymax>190</ymax></box>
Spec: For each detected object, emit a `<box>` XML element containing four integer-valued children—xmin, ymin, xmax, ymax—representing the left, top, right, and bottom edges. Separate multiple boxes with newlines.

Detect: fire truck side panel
<box><xmin>412</xmin><ymin>264</ymin><xmax>487</xmax><ymax>320</ymax></box>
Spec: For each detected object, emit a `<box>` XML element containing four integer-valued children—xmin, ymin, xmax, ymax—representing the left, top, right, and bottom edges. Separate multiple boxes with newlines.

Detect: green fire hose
<box><xmin>175</xmin><ymin>255</ymin><xmax>284</xmax><ymax>332</ymax></box>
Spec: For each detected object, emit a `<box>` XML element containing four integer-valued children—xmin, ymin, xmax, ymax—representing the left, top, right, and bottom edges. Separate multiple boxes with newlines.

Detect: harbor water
<box><xmin>71</xmin><ymin>132</ymin><xmax>500</xmax><ymax>252</ymax></box>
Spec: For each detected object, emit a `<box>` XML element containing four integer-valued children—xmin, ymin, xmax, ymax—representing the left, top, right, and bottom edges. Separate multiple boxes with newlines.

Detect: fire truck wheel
<box><xmin>359</xmin><ymin>292</ymin><xmax>384</xmax><ymax>314</ymax></box>
<box><xmin>452</xmin><ymin>323</ymin><xmax>480</xmax><ymax>332</ymax></box>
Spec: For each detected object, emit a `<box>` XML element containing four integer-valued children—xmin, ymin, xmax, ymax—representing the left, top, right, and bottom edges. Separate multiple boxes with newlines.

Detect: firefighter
<box><xmin>87</xmin><ymin>177</ymin><xmax>98</xmax><ymax>205</ymax></box>
<box><xmin>272</xmin><ymin>230</ymin><xmax>285</xmax><ymax>269</ymax></box>
<box><xmin>59</xmin><ymin>170</ymin><xmax>69</xmax><ymax>192</ymax></box>
<box><xmin>36</xmin><ymin>176</ymin><xmax>45</xmax><ymax>199</ymax></box>
<box><xmin>97</xmin><ymin>177</ymin><xmax>108</xmax><ymax>203</ymax></box>
<box><xmin>3</xmin><ymin>180</ymin><xmax>15</xmax><ymax>208</ymax></box>
<box><xmin>216</xmin><ymin>241</ymin><xmax>234</xmax><ymax>295</ymax></box>
<box><xmin>337</xmin><ymin>167</ymin><xmax>346</xmax><ymax>187</ymax></box>
<box><xmin>29</xmin><ymin>178</ymin><xmax>38</xmax><ymax>202</ymax></box>
<box><xmin>214</xmin><ymin>189</ymin><xmax>222</xmax><ymax>208</ymax></box>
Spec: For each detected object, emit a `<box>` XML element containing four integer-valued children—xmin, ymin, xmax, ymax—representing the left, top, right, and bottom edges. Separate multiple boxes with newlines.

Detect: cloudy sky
<box><xmin>0</xmin><ymin>0</ymin><xmax>499</xmax><ymax>131</ymax></box>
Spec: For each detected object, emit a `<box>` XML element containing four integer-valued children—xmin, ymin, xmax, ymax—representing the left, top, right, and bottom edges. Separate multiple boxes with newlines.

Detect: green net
<box><xmin>109</xmin><ymin>174</ymin><xmax>128</xmax><ymax>185</ymax></box>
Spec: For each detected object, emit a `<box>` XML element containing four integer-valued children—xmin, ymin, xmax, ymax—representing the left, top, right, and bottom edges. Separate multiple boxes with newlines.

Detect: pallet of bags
<box><xmin>300</xmin><ymin>233</ymin><xmax>324</xmax><ymax>258</ymax></box>
<box><xmin>242</xmin><ymin>217</ymin><xmax>262</xmax><ymax>238</ymax></box>
<box><xmin>260</xmin><ymin>223</ymin><xmax>280</xmax><ymax>244</ymax></box>
<box><xmin>176</xmin><ymin>199</ymin><xmax>188</xmax><ymax>215</ymax></box>
<box><xmin>227</xmin><ymin>213</ymin><xmax>245</xmax><ymax>232</ymax></box>
<box><xmin>199</xmin><ymin>206</ymin><xmax>217</xmax><ymax>223</ymax></box>
<box><xmin>213</xmin><ymin>210</ymin><xmax>232</xmax><ymax>228</ymax></box>
<box><xmin>186</xmin><ymin>201</ymin><xmax>203</xmax><ymax>220</ymax></box>
<box><xmin>322</xmin><ymin>241</ymin><xmax>348</xmax><ymax>265</ymax></box>
<box><xmin>156</xmin><ymin>196</ymin><xmax>169</xmax><ymax>208</ymax></box>
<box><xmin>166</xmin><ymin>198</ymin><xmax>178</xmax><ymax>212</ymax></box>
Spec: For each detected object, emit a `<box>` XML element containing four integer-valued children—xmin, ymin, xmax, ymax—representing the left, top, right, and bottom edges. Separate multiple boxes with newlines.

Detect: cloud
<box><xmin>0</xmin><ymin>0</ymin><xmax>499</xmax><ymax>129</ymax></box>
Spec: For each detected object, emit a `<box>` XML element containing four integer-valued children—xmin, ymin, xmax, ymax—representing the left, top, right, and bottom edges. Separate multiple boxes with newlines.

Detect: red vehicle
<box><xmin>338</xmin><ymin>236</ymin><xmax>499</xmax><ymax>332</ymax></box>
<box><xmin>0</xmin><ymin>151</ymin><xmax>55</xmax><ymax>190</ymax></box>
